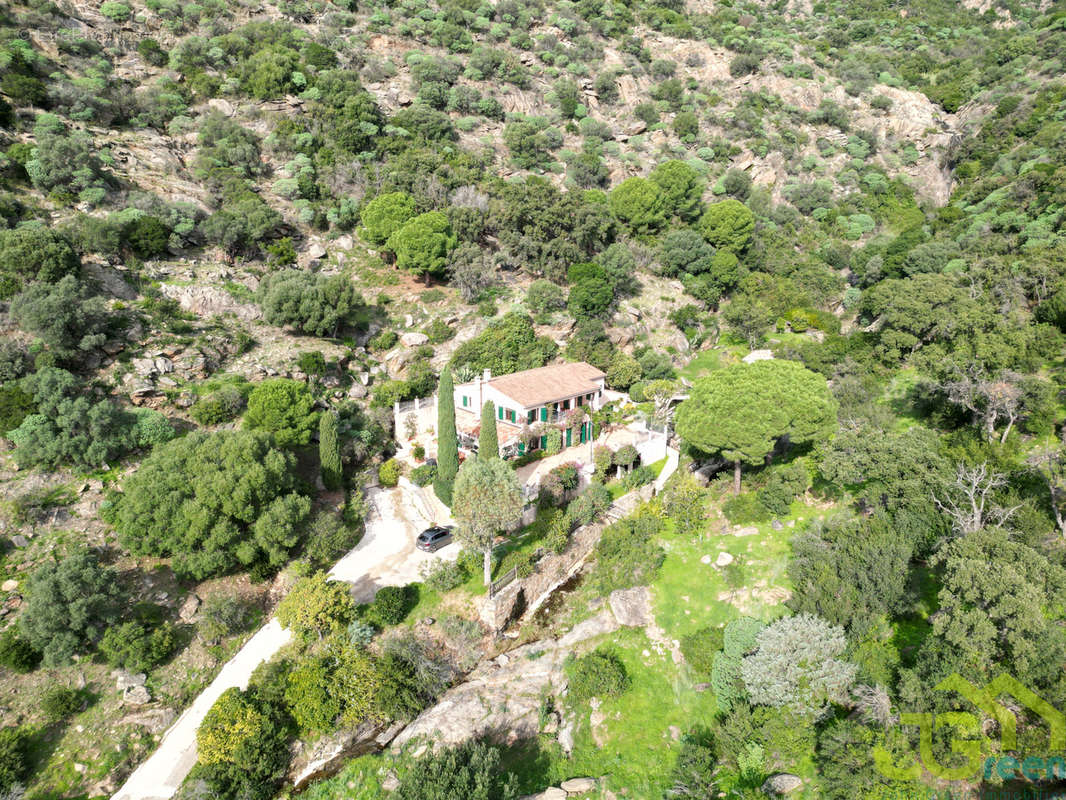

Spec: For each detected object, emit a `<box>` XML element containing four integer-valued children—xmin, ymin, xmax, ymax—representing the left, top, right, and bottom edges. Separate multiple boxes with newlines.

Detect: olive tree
<box><xmin>451</xmin><ymin>457</ymin><xmax>523</xmax><ymax>585</ymax></box>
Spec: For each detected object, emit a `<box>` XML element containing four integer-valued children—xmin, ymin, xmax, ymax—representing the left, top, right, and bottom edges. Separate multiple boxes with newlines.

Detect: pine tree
<box><xmin>319</xmin><ymin>411</ymin><xmax>342</xmax><ymax>490</ymax></box>
<box><xmin>434</xmin><ymin>369</ymin><xmax>458</xmax><ymax>505</ymax></box>
<box><xmin>478</xmin><ymin>400</ymin><xmax>498</xmax><ymax>459</ymax></box>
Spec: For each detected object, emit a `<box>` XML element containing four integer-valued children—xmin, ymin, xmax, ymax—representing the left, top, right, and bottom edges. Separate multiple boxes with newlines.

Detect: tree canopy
<box><xmin>243</xmin><ymin>378</ymin><xmax>319</xmax><ymax>447</ymax></box>
<box><xmin>258</xmin><ymin>270</ymin><xmax>364</xmax><ymax>337</ymax></box>
<box><xmin>675</xmin><ymin>360</ymin><xmax>837</xmax><ymax>492</ymax></box>
<box><xmin>19</xmin><ymin>546</ymin><xmax>121</xmax><ymax>666</ymax></box>
<box><xmin>452</xmin><ymin>456</ymin><xmax>523</xmax><ymax>584</ymax></box>
<box><xmin>106</xmin><ymin>430</ymin><xmax>310</xmax><ymax>579</ymax></box>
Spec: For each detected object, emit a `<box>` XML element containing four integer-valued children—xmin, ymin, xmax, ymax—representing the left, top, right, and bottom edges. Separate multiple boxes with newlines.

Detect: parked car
<box><xmin>416</xmin><ymin>525</ymin><xmax>453</xmax><ymax>552</ymax></box>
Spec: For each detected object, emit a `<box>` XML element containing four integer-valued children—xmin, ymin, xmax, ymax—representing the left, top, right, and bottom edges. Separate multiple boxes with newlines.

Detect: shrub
<box><xmin>566</xmin><ymin>646</ymin><xmax>630</xmax><ymax>701</ymax></box>
<box><xmin>680</xmin><ymin>626</ymin><xmax>724</xmax><ymax>675</ymax></box>
<box><xmin>567</xmin><ymin>483</ymin><xmax>612</xmax><ymax>528</ymax></box>
<box><xmin>19</xmin><ymin>546</ymin><xmax>121</xmax><ymax>666</ymax></box>
<box><xmin>303</xmin><ymin>510</ymin><xmax>361</xmax><ymax>571</ymax></box>
<box><xmin>674</xmin><ymin>111</ymin><xmax>699</xmax><ymax>139</ymax></box>
<box><xmin>722</xmin><ymin>492</ymin><xmax>771</xmax><ymax>525</ymax></box>
<box><xmin>100</xmin><ymin>1</ymin><xmax>131</xmax><ymax>20</ymax></box>
<box><xmin>621</xmin><ymin>464</ymin><xmax>656</xmax><ymax>490</ymax></box>
<box><xmin>347</xmin><ymin>619</ymin><xmax>376</xmax><ymax>646</ymax></box>
<box><xmin>0</xmin><ymin>226</ymin><xmax>80</xmax><ymax>299</ymax></box>
<box><xmin>133</xmin><ymin>409</ymin><xmax>176</xmax><ymax>449</ymax></box>
<box><xmin>243</xmin><ymin>378</ymin><xmax>318</xmax><ymax>447</ymax></box>
<box><xmin>729</xmin><ymin>53</ymin><xmax>760</xmax><ymax>77</ymax></box>
<box><xmin>0</xmin><ymin>628</ymin><xmax>41</xmax><ymax>673</ymax></box>
<box><xmin>41</xmin><ymin>686</ymin><xmax>83</xmax><ymax>722</ymax></box>
<box><xmin>276</xmin><ymin>573</ymin><xmax>355</xmax><ymax>640</ymax></box>
<box><xmin>378</xmin><ymin>458</ymin><xmax>402</xmax><ymax>487</ymax></box>
<box><xmin>286</xmin><ymin>654</ymin><xmax>340</xmax><ymax>733</ymax></box>
<box><xmin>394</xmin><ymin>740</ymin><xmax>517</xmax><ymax>800</ymax></box>
<box><xmin>99</xmin><ymin>620</ymin><xmax>177</xmax><ymax>672</ymax></box>
<box><xmin>421</xmin><ymin>558</ymin><xmax>468</xmax><ymax>592</ymax></box>
<box><xmin>365</xmin><ymin>585</ymin><xmax>415</xmax><ymax>627</ymax></box>
<box><xmin>0</xmin><ymin>726</ymin><xmax>30</xmax><ymax>792</ymax></box>
<box><xmin>190</xmin><ymin>386</ymin><xmax>247</xmax><ymax>426</ymax></box>
<box><xmin>591</xmin><ymin>508</ymin><xmax>665</xmax><ymax>593</ymax></box>
<box><xmin>197</xmin><ymin>687</ymin><xmax>289</xmax><ymax>799</ymax></box>
<box><xmin>526</xmin><ymin>279</ymin><xmax>566</xmax><ymax>319</ymax></box>
<box><xmin>259</xmin><ymin>270</ymin><xmax>365</xmax><ymax>337</ymax></box>
<box><xmin>199</xmin><ymin>595</ymin><xmax>253</xmax><ymax>642</ymax></box>
<box><xmin>410</xmin><ymin>463</ymin><xmax>437</xmax><ymax>487</ymax></box>
<box><xmin>105</xmin><ymin>430</ymin><xmax>310</xmax><ymax>580</ymax></box>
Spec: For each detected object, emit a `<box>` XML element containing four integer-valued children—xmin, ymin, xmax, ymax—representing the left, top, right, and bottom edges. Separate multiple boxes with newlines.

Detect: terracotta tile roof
<box><xmin>487</xmin><ymin>362</ymin><xmax>605</xmax><ymax>408</ymax></box>
<box><xmin>455</xmin><ymin>409</ymin><xmax>519</xmax><ymax>447</ymax></box>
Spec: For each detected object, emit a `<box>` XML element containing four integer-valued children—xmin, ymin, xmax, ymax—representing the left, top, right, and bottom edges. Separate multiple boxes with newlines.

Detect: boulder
<box><xmin>123</xmin><ymin>707</ymin><xmax>177</xmax><ymax>734</ymax></box>
<box><xmin>115</xmin><ymin>671</ymin><xmax>147</xmax><ymax>691</ymax></box>
<box><xmin>307</xmin><ymin>243</ymin><xmax>328</xmax><ymax>262</ymax></box>
<box><xmin>539</xmin><ymin>789</ymin><xmax>567</xmax><ymax>800</ymax></box>
<box><xmin>557</xmin><ymin>716</ymin><xmax>575</xmax><ymax>755</ymax></box>
<box><xmin>178</xmin><ymin>593</ymin><xmax>201</xmax><ymax>623</ymax></box>
<box><xmin>290</xmin><ymin>721</ymin><xmax>397</xmax><ymax>790</ymax></box>
<box><xmin>560</xmin><ymin>777</ymin><xmax>596</xmax><ymax>793</ymax></box>
<box><xmin>1</xmin><ymin>580</ymin><xmax>17</xmax><ymax>592</ymax></box>
<box><xmin>207</xmin><ymin>98</ymin><xmax>234</xmax><ymax>116</ymax></box>
<box><xmin>608</xmin><ymin>586</ymin><xmax>652</xmax><ymax>627</ymax></box>
<box><xmin>715</xmin><ymin>552</ymin><xmax>735</xmax><ymax>567</ymax></box>
<box><xmin>123</xmin><ymin>685</ymin><xmax>151</xmax><ymax>706</ymax></box>
<box><xmin>400</xmin><ymin>332</ymin><xmax>429</xmax><ymax>348</ymax></box>
<box><xmin>762</xmin><ymin>774</ymin><xmax>803</xmax><ymax>795</ymax></box>
<box><xmin>347</xmin><ymin>382</ymin><xmax>368</xmax><ymax>399</ymax></box>
<box><xmin>771</xmin><ymin>519</ymin><xmax>784</xmax><ymax>531</ymax></box>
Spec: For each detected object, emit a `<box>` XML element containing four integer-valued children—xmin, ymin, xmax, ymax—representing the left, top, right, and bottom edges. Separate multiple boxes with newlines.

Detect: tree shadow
<box><xmin>495</xmin><ymin>736</ymin><xmax>560</xmax><ymax>795</ymax></box>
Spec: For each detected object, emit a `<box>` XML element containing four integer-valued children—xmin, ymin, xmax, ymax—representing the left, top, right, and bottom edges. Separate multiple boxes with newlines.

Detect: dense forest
<box><xmin>0</xmin><ymin>0</ymin><xmax>1064</xmax><ymax>795</ymax></box>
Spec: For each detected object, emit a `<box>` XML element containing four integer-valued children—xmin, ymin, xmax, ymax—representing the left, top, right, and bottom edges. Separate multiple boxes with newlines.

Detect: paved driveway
<box><xmin>112</xmin><ymin>481</ymin><xmax>455</xmax><ymax>800</ymax></box>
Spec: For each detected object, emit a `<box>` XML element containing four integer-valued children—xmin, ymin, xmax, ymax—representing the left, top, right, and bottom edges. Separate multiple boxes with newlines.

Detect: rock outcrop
<box><xmin>391</xmin><ymin>611</ymin><xmax>620</xmax><ymax>752</ymax></box>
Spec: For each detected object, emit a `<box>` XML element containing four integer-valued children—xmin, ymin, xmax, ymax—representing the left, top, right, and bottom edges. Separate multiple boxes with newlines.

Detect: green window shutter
<box><xmin>540</xmin><ymin>435</ymin><xmax>547</xmax><ymax>449</ymax></box>
<box><xmin>565</xmin><ymin>428</ymin><xmax>572</xmax><ymax>447</ymax></box>
<box><xmin>540</xmin><ymin>407</ymin><xmax>547</xmax><ymax>422</ymax></box>
<box><xmin>498</xmin><ymin>406</ymin><xmax>504</xmax><ymax>420</ymax></box>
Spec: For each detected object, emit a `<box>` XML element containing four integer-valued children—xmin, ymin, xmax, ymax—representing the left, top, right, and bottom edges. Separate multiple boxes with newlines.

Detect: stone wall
<box><xmin>478</xmin><ymin>482</ymin><xmax>657</xmax><ymax>633</ymax></box>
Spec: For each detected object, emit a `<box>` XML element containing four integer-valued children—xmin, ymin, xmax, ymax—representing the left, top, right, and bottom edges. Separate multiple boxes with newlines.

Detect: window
<box><xmin>462</xmin><ymin>395</ymin><xmax>469</xmax><ymax>408</ymax></box>
<box><xmin>527</xmin><ymin>409</ymin><xmax>536</xmax><ymax>423</ymax></box>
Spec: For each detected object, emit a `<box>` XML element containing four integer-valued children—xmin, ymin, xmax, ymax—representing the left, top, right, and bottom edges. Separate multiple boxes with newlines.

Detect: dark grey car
<box><xmin>416</xmin><ymin>525</ymin><xmax>454</xmax><ymax>552</ymax></box>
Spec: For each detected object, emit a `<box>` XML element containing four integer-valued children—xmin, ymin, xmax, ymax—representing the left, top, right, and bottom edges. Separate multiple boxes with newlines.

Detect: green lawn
<box><xmin>650</xmin><ymin>501</ymin><xmax>815</xmax><ymax>642</ymax></box>
<box><xmin>678</xmin><ymin>348</ymin><xmax>723</xmax><ymax>381</ymax></box>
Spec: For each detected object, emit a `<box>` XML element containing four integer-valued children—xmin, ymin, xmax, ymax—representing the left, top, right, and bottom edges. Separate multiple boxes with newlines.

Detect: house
<box><xmin>454</xmin><ymin>362</ymin><xmax>607</xmax><ymax>458</ymax></box>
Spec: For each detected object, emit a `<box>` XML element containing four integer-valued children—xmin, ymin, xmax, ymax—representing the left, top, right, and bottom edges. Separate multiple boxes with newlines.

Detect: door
<box><xmin>565</xmin><ymin>427</ymin><xmax>572</xmax><ymax>447</ymax></box>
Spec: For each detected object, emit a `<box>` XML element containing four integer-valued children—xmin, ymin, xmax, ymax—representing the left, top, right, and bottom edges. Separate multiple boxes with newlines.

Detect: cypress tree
<box><xmin>319</xmin><ymin>411</ymin><xmax>342</xmax><ymax>490</ymax></box>
<box><xmin>478</xmin><ymin>400</ymin><xmax>498</xmax><ymax>459</ymax></box>
<box><xmin>434</xmin><ymin>369</ymin><xmax>458</xmax><ymax>505</ymax></box>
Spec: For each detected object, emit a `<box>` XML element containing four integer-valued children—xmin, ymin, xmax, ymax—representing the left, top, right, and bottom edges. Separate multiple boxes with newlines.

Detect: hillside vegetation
<box><xmin>0</xmin><ymin>0</ymin><xmax>1064</xmax><ymax>795</ymax></box>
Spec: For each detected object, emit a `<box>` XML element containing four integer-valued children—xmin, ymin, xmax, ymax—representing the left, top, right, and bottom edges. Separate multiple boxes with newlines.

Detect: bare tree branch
<box><xmin>934</xmin><ymin>462</ymin><xmax>1019</xmax><ymax>536</ymax></box>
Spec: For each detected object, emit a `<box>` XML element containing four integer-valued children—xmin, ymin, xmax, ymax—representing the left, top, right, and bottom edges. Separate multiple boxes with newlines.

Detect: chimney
<box><xmin>483</xmin><ymin>368</ymin><xmax>492</xmax><ymax>381</ymax></box>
